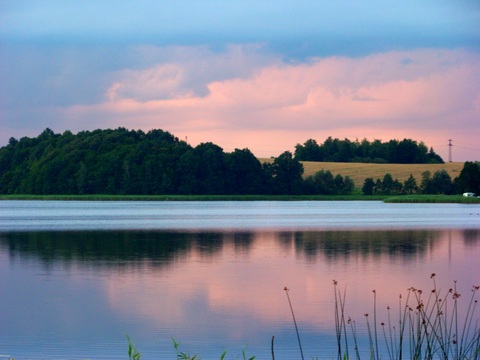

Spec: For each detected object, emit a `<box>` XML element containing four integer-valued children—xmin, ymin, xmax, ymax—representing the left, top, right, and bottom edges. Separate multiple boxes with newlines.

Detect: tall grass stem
<box><xmin>284</xmin><ymin>286</ymin><xmax>305</xmax><ymax>360</ymax></box>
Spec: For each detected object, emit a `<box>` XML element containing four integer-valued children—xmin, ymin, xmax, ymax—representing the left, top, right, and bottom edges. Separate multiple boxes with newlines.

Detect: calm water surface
<box><xmin>1</xmin><ymin>201</ymin><xmax>479</xmax><ymax>359</ymax></box>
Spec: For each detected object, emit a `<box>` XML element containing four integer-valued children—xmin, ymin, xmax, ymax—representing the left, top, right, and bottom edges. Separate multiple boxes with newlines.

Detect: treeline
<box><xmin>362</xmin><ymin>163</ymin><xmax>480</xmax><ymax>195</ymax></box>
<box><xmin>295</xmin><ymin>137</ymin><xmax>444</xmax><ymax>163</ymax></box>
<box><xmin>0</xmin><ymin>128</ymin><xmax>354</xmax><ymax>195</ymax></box>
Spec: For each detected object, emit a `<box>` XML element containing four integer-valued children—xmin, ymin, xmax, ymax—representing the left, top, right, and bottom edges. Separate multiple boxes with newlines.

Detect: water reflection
<box><xmin>0</xmin><ymin>229</ymin><xmax>454</xmax><ymax>266</ymax></box>
<box><xmin>0</xmin><ymin>231</ymin><xmax>225</xmax><ymax>269</ymax></box>
<box><xmin>1</xmin><ymin>229</ymin><xmax>479</xmax><ymax>360</ymax></box>
<box><xmin>463</xmin><ymin>229</ymin><xmax>480</xmax><ymax>246</ymax></box>
<box><xmin>293</xmin><ymin>230</ymin><xmax>439</xmax><ymax>261</ymax></box>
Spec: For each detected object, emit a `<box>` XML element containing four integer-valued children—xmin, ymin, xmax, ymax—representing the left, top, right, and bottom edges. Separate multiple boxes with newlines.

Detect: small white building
<box><xmin>463</xmin><ymin>192</ymin><xmax>476</xmax><ymax>197</ymax></box>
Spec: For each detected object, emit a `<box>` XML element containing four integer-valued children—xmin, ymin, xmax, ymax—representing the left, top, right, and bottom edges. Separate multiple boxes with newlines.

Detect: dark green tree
<box><xmin>225</xmin><ymin>148</ymin><xmax>263</xmax><ymax>194</ymax></box>
<box><xmin>381</xmin><ymin>173</ymin><xmax>394</xmax><ymax>195</ymax></box>
<box><xmin>392</xmin><ymin>179</ymin><xmax>403</xmax><ymax>194</ymax></box>
<box><xmin>431</xmin><ymin>169</ymin><xmax>454</xmax><ymax>195</ymax></box>
<box><xmin>294</xmin><ymin>139</ymin><xmax>323</xmax><ymax>161</ymax></box>
<box><xmin>177</xmin><ymin>149</ymin><xmax>200</xmax><ymax>194</ymax></box>
<box><xmin>426</xmin><ymin>147</ymin><xmax>444</xmax><ymax>164</ymax></box>
<box><xmin>342</xmin><ymin>176</ymin><xmax>355</xmax><ymax>195</ymax></box>
<box><xmin>271</xmin><ymin>151</ymin><xmax>304</xmax><ymax>194</ymax></box>
<box><xmin>403</xmin><ymin>174</ymin><xmax>418</xmax><ymax>194</ymax></box>
<box><xmin>362</xmin><ymin>178</ymin><xmax>375</xmax><ymax>195</ymax></box>
<box><xmin>293</xmin><ymin>136</ymin><xmax>443</xmax><ymax>163</ymax></box>
<box><xmin>304</xmin><ymin>170</ymin><xmax>336</xmax><ymax>195</ymax></box>
<box><xmin>374</xmin><ymin>179</ymin><xmax>383</xmax><ymax>194</ymax></box>
<box><xmin>455</xmin><ymin>161</ymin><xmax>480</xmax><ymax>194</ymax></box>
<box><xmin>420</xmin><ymin>171</ymin><xmax>433</xmax><ymax>194</ymax></box>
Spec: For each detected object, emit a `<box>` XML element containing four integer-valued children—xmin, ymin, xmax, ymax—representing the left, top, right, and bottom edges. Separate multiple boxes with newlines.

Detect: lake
<box><xmin>1</xmin><ymin>201</ymin><xmax>479</xmax><ymax>359</ymax></box>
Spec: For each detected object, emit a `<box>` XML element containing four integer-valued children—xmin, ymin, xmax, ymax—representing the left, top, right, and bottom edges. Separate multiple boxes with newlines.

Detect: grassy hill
<box><xmin>260</xmin><ymin>159</ymin><xmax>464</xmax><ymax>187</ymax></box>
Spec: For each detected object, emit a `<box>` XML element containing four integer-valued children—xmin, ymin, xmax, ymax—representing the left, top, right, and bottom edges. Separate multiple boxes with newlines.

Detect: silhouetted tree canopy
<box><xmin>0</xmin><ymin>128</ymin><xmax>354</xmax><ymax>195</ymax></box>
<box><xmin>294</xmin><ymin>137</ymin><xmax>444</xmax><ymax>164</ymax></box>
<box><xmin>3</xmin><ymin>128</ymin><xmax>471</xmax><ymax>196</ymax></box>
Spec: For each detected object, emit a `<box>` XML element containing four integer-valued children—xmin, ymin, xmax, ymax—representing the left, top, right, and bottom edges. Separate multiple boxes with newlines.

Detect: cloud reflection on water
<box><xmin>1</xmin><ymin>229</ymin><xmax>479</xmax><ymax>359</ymax></box>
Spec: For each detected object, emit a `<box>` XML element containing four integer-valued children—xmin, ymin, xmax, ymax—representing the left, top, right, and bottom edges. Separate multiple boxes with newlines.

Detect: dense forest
<box><xmin>1</xmin><ymin>128</ymin><xmax>478</xmax><ymax>196</ymax></box>
<box><xmin>294</xmin><ymin>137</ymin><xmax>444</xmax><ymax>163</ymax></box>
<box><xmin>0</xmin><ymin>128</ymin><xmax>353</xmax><ymax>195</ymax></box>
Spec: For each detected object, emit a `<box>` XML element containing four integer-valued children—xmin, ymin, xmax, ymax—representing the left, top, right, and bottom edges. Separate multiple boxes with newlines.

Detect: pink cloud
<box><xmin>63</xmin><ymin>48</ymin><xmax>480</xmax><ymax>160</ymax></box>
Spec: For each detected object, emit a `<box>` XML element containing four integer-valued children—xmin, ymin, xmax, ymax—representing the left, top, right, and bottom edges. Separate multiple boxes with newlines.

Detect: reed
<box><xmin>125</xmin><ymin>276</ymin><xmax>478</xmax><ymax>359</ymax></box>
<box><xmin>127</xmin><ymin>335</ymin><xmax>141</xmax><ymax>360</ymax></box>
<box><xmin>284</xmin><ymin>286</ymin><xmax>305</xmax><ymax>360</ymax></box>
<box><xmin>333</xmin><ymin>274</ymin><xmax>480</xmax><ymax>360</ymax></box>
<box><xmin>170</xmin><ymin>338</ymin><xmax>254</xmax><ymax>360</ymax></box>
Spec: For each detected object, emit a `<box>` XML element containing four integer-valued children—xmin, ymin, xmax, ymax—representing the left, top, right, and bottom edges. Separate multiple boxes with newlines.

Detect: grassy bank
<box><xmin>384</xmin><ymin>195</ymin><xmax>480</xmax><ymax>203</ymax></box>
<box><xmin>0</xmin><ymin>194</ymin><xmax>386</xmax><ymax>201</ymax></box>
<box><xmin>1</xmin><ymin>194</ymin><xmax>479</xmax><ymax>203</ymax></box>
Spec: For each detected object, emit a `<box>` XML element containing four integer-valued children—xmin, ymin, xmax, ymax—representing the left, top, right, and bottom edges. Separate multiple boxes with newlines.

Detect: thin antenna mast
<box><xmin>448</xmin><ymin>139</ymin><xmax>452</xmax><ymax>162</ymax></box>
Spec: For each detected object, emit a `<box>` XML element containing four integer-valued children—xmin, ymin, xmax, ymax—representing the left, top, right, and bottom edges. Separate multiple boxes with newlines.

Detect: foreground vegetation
<box><xmin>329</xmin><ymin>275</ymin><xmax>480</xmax><ymax>360</ymax></box>
<box><xmin>126</xmin><ymin>276</ymin><xmax>479</xmax><ymax>359</ymax></box>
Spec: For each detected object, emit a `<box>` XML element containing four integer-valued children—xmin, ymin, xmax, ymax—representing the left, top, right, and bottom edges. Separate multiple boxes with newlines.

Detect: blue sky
<box><xmin>1</xmin><ymin>1</ymin><xmax>479</xmax><ymax>160</ymax></box>
<box><xmin>3</xmin><ymin>1</ymin><xmax>478</xmax><ymax>53</ymax></box>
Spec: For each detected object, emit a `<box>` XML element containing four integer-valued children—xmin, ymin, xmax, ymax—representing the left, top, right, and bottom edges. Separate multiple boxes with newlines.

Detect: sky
<box><xmin>1</xmin><ymin>1</ymin><xmax>479</xmax><ymax>161</ymax></box>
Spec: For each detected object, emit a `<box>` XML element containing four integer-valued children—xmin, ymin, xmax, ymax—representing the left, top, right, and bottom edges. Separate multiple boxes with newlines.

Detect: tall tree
<box><xmin>403</xmin><ymin>174</ymin><xmax>418</xmax><ymax>194</ymax></box>
<box><xmin>225</xmin><ymin>149</ymin><xmax>263</xmax><ymax>194</ymax></box>
<box><xmin>431</xmin><ymin>169</ymin><xmax>454</xmax><ymax>195</ymax></box>
<box><xmin>362</xmin><ymin>178</ymin><xmax>375</xmax><ymax>195</ymax></box>
<box><xmin>455</xmin><ymin>162</ymin><xmax>480</xmax><ymax>194</ymax></box>
<box><xmin>271</xmin><ymin>151</ymin><xmax>304</xmax><ymax>194</ymax></box>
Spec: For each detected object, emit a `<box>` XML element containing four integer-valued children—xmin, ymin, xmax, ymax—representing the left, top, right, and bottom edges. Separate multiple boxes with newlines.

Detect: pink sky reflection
<box><xmin>104</xmin><ymin>230</ymin><xmax>480</xmax><ymax>337</ymax></box>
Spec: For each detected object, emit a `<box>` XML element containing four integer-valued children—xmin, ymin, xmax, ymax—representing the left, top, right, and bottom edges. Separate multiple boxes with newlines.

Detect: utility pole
<box><xmin>448</xmin><ymin>139</ymin><xmax>452</xmax><ymax>162</ymax></box>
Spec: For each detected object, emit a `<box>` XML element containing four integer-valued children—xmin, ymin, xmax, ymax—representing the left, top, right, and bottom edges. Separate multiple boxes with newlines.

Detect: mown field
<box><xmin>260</xmin><ymin>159</ymin><xmax>465</xmax><ymax>187</ymax></box>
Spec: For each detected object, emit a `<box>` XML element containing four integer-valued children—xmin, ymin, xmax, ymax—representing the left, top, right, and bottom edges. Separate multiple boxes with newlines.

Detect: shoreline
<box><xmin>0</xmin><ymin>194</ymin><xmax>479</xmax><ymax>203</ymax></box>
